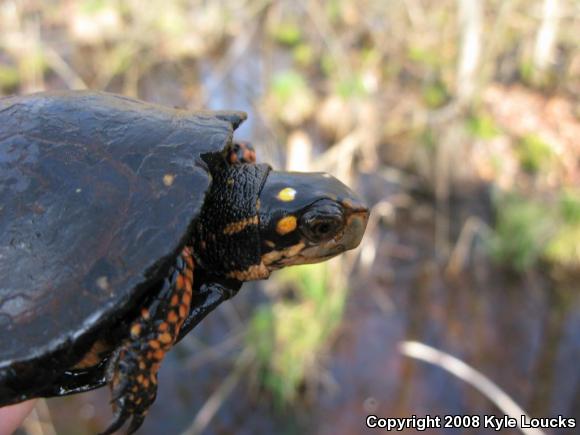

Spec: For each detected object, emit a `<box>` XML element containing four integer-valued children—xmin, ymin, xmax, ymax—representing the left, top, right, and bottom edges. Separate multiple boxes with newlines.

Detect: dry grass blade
<box><xmin>400</xmin><ymin>341</ymin><xmax>546</xmax><ymax>435</ymax></box>
<box><xmin>43</xmin><ymin>46</ymin><xmax>87</xmax><ymax>90</ymax></box>
<box><xmin>22</xmin><ymin>399</ymin><xmax>57</xmax><ymax>435</ymax></box>
<box><xmin>185</xmin><ymin>331</ymin><xmax>244</xmax><ymax>371</ymax></box>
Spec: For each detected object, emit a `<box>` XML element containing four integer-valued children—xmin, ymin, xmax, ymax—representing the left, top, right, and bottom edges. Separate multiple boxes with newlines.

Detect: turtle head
<box><xmin>256</xmin><ymin>171</ymin><xmax>369</xmax><ymax>272</ymax></box>
<box><xmin>193</xmin><ymin>162</ymin><xmax>368</xmax><ymax>282</ymax></box>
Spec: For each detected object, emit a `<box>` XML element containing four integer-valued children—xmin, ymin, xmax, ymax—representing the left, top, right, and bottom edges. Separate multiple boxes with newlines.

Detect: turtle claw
<box><xmin>126</xmin><ymin>414</ymin><xmax>146</xmax><ymax>435</ymax></box>
<box><xmin>103</xmin><ymin>345</ymin><xmax>158</xmax><ymax>434</ymax></box>
<box><xmin>98</xmin><ymin>408</ymin><xmax>129</xmax><ymax>435</ymax></box>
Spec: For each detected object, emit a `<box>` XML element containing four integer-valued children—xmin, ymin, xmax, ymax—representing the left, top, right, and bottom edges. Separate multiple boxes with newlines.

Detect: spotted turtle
<box><xmin>0</xmin><ymin>91</ymin><xmax>368</xmax><ymax>433</ymax></box>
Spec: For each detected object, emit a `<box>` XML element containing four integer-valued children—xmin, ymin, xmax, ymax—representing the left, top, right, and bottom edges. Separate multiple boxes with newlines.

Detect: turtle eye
<box><xmin>300</xmin><ymin>211</ymin><xmax>343</xmax><ymax>242</ymax></box>
<box><xmin>311</xmin><ymin>222</ymin><xmax>333</xmax><ymax>238</ymax></box>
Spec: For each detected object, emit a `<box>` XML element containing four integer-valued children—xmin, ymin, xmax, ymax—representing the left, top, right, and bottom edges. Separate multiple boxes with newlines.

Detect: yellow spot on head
<box><xmin>276</xmin><ymin>215</ymin><xmax>297</xmax><ymax>235</ymax></box>
<box><xmin>277</xmin><ymin>187</ymin><xmax>296</xmax><ymax>202</ymax></box>
<box><xmin>163</xmin><ymin>174</ymin><xmax>175</xmax><ymax>187</ymax></box>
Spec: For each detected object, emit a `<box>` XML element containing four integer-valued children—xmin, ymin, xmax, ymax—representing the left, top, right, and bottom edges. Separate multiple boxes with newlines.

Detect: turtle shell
<box><xmin>0</xmin><ymin>91</ymin><xmax>245</xmax><ymax>394</ymax></box>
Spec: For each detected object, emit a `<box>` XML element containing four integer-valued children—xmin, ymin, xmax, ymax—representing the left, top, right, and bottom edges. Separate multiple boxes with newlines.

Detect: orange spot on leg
<box><xmin>176</xmin><ymin>274</ymin><xmax>185</xmax><ymax>290</ymax></box>
<box><xmin>153</xmin><ymin>350</ymin><xmax>164</xmax><ymax>361</ymax></box>
<box><xmin>182</xmin><ymin>291</ymin><xmax>191</xmax><ymax>306</ymax></box>
<box><xmin>158</xmin><ymin>332</ymin><xmax>172</xmax><ymax>345</ymax></box>
<box><xmin>168</xmin><ymin>311</ymin><xmax>178</xmax><ymax>323</ymax></box>
<box><xmin>131</xmin><ymin>324</ymin><xmax>142</xmax><ymax>337</ymax></box>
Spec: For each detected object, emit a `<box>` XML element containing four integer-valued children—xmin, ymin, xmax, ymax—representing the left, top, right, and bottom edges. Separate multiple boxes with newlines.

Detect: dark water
<box><xmin>30</xmin><ymin>49</ymin><xmax>580</xmax><ymax>434</ymax></box>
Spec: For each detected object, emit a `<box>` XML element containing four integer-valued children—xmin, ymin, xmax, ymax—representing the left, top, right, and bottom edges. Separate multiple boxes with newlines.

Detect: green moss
<box><xmin>268</xmin><ymin>70</ymin><xmax>315</xmax><ymax>124</ymax></box>
<box><xmin>519</xmin><ymin>59</ymin><xmax>534</xmax><ymax>84</ymax></box>
<box><xmin>544</xmin><ymin>224</ymin><xmax>580</xmax><ymax>270</ymax></box>
<box><xmin>467</xmin><ymin>112</ymin><xmax>501</xmax><ymax>139</ymax></box>
<box><xmin>336</xmin><ymin>75</ymin><xmax>367</xmax><ymax>98</ymax></box>
<box><xmin>489</xmin><ymin>194</ymin><xmax>556</xmax><ymax>271</ymax></box>
<box><xmin>516</xmin><ymin>134</ymin><xmax>554</xmax><ymax>174</ymax></box>
<box><xmin>246</xmin><ymin>263</ymin><xmax>347</xmax><ymax>404</ymax></box>
<box><xmin>408</xmin><ymin>46</ymin><xmax>441</xmax><ymax>68</ymax></box>
<box><xmin>292</xmin><ymin>44</ymin><xmax>314</xmax><ymax>67</ymax></box>
<box><xmin>560</xmin><ymin>190</ymin><xmax>580</xmax><ymax>225</ymax></box>
<box><xmin>325</xmin><ymin>0</ymin><xmax>342</xmax><ymax>23</ymax></box>
<box><xmin>491</xmin><ymin>191</ymin><xmax>580</xmax><ymax>272</ymax></box>
<box><xmin>0</xmin><ymin>65</ymin><xmax>20</xmax><ymax>91</ymax></box>
<box><xmin>422</xmin><ymin>82</ymin><xmax>448</xmax><ymax>108</ymax></box>
<box><xmin>80</xmin><ymin>0</ymin><xmax>108</xmax><ymax>14</ymax></box>
<box><xmin>320</xmin><ymin>54</ymin><xmax>336</xmax><ymax>77</ymax></box>
<box><xmin>271</xmin><ymin>71</ymin><xmax>309</xmax><ymax>102</ymax></box>
<box><xmin>271</xmin><ymin>22</ymin><xmax>302</xmax><ymax>47</ymax></box>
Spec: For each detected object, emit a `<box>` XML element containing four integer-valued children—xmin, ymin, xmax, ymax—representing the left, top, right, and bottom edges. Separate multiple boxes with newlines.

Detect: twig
<box><xmin>456</xmin><ymin>0</ymin><xmax>483</xmax><ymax>102</ymax></box>
<box><xmin>534</xmin><ymin>0</ymin><xmax>561</xmax><ymax>71</ymax></box>
<box><xmin>357</xmin><ymin>201</ymin><xmax>396</xmax><ymax>273</ymax></box>
<box><xmin>400</xmin><ymin>341</ymin><xmax>546</xmax><ymax>435</ymax></box>
<box><xmin>181</xmin><ymin>349</ymin><xmax>254</xmax><ymax>435</ymax></box>
<box><xmin>199</xmin><ymin>0</ymin><xmax>271</xmax><ymax>107</ymax></box>
<box><xmin>312</xmin><ymin>130</ymin><xmax>365</xmax><ymax>173</ymax></box>
<box><xmin>446</xmin><ymin>216</ymin><xmax>491</xmax><ymax>277</ymax></box>
<box><xmin>185</xmin><ymin>331</ymin><xmax>244</xmax><ymax>371</ymax></box>
<box><xmin>299</xmin><ymin>0</ymin><xmax>351</xmax><ymax>82</ymax></box>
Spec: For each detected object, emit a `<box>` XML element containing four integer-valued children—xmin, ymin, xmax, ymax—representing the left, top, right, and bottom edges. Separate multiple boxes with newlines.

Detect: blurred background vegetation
<box><xmin>2</xmin><ymin>0</ymin><xmax>579</xmax><ymax>434</ymax></box>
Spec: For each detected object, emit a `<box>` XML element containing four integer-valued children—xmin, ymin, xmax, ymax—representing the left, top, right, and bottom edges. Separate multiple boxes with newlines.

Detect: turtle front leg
<box><xmin>100</xmin><ymin>246</ymin><xmax>195</xmax><ymax>435</ymax></box>
<box><xmin>177</xmin><ymin>276</ymin><xmax>242</xmax><ymax>342</ymax></box>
